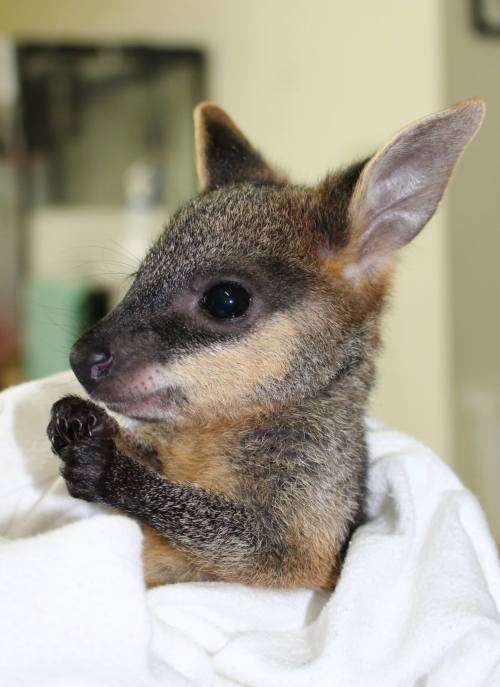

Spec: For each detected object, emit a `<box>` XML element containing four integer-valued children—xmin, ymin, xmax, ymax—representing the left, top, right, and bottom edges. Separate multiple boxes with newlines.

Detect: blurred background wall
<box><xmin>443</xmin><ymin>0</ymin><xmax>500</xmax><ymax>540</ymax></box>
<box><xmin>0</xmin><ymin>0</ymin><xmax>498</xmax><ymax>539</ymax></box>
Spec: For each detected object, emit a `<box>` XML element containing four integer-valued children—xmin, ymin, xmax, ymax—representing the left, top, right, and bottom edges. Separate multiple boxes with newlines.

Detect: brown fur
<box><xmin>52</xmin><ymin>99</ymin><xmax>484</xmax><ymax>591</ymax></box>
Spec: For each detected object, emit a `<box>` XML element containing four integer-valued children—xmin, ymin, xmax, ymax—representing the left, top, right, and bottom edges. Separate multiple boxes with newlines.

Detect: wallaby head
<box><xmin>70</xmin><ymin>100</ymin><xmax>484</xmax><ymax>423</ymax></box>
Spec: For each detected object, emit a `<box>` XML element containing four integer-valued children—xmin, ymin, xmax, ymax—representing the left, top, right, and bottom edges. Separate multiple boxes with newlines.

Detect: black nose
<box><xmin>70</xmin><ymin>341</ymin><xmax>114</xmax><ymax>388</ymax></box>
<box><xmin>89</xmin><ymin>351</ymin><xmax>114</xmax><ymax>380</ymax></box>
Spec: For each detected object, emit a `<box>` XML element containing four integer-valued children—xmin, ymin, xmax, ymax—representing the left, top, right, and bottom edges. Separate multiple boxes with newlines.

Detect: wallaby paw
<box><xmin>47</xmin><ymin>396</ymin><xmax>119</xmax><ymax>502</ymax></box>
<box><xmin>58</xmin><ymin>438</ymin><xmax>116</xmax><ymax>502</ymax></box>
<box><xmin>47</xmin><ymin>395</ymin><xmax>117</xmax><ymax>456</ymax></box>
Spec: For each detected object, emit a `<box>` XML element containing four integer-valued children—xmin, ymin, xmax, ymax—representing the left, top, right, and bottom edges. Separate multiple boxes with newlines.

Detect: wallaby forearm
<box><xmin>101</xmin><ymin>449</ymin><xmax>278</xmax><ymax>569</ymax></box>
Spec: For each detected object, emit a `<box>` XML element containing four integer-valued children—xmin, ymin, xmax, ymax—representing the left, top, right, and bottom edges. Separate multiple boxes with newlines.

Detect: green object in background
<box><xmin>23</xmin><ymin>278</ymin><xmax>108</xmax><ymax>380</ymax></box>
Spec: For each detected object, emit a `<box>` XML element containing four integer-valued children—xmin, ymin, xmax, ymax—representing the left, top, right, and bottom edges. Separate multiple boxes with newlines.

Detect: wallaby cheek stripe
<box><xmin>167</xmin><ymin>314</ymin><xmax>299</xmax><ymax>415</ymax></box>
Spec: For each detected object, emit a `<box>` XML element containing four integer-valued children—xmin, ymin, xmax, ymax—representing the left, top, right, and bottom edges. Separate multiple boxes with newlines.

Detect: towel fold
<box><xmin>0</xmin><ymin>372</ymin><xmax>499</xmax><ymax>687</ymax></box>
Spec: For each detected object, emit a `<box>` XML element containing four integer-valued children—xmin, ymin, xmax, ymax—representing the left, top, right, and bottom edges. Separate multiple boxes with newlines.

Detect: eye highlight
<box><xmin>200</xmin><ymin>282</ymin><xmax>251</xmax><ymax>319</ymax></box>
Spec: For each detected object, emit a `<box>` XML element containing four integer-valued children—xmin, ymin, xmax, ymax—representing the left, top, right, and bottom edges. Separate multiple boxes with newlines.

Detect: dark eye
<box><xmin>201</xmin><ymin>282</ymin><xmax>251</xmax><ymax>319</ymax></box>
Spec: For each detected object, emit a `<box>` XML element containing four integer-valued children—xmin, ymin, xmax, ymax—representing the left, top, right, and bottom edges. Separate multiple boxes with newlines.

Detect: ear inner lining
<box><xmin>345</xmin><ymin>99</ymin><xmax>485</xmax><ymax>273</ymax></box>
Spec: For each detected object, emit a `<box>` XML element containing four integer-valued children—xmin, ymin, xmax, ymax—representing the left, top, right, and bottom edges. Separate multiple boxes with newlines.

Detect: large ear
<box><xmin>194</xmin><ymin>102</ymin><xmax>280</xmax><ymax>191</ymax></box>
<box><xmin>342</xmin><ymin>99</ymin><xmax>485</xmax><ymax>274</ymax></box>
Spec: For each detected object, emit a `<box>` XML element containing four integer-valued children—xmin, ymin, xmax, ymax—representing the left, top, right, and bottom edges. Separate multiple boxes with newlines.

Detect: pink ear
<box><xmin>347</xmin><ymin>99</ymin><xmax>485</xmax><ymax>273</ymax></box>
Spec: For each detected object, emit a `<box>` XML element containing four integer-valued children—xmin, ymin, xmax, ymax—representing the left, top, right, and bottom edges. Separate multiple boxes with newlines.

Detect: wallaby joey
<box><xmin>47</xmin><ymin>99</ymin><xmax>484</xmax><ymax>589</ymax></box>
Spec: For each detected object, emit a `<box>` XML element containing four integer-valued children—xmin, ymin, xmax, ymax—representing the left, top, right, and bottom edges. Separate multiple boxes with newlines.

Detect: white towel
<box><xmin>0</xmin><ymin>371</ymin><xmax>499</xmax><ymax>687</ymax></box>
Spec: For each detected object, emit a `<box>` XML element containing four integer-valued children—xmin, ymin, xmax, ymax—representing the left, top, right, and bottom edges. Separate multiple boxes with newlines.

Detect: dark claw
<box><xmin>69</xmin><ymin>417</ymin><xmax>83</xmax><ymax>440</ymax></box>
<box><xmin>56</xmin><ymin>415</ymin><xmax>68</xmax><ymax>433</ymax></box>
<box><xmin>47</xmin><ymin>424</ymin><xmax>59</xmax><ymax>455</ymax></box>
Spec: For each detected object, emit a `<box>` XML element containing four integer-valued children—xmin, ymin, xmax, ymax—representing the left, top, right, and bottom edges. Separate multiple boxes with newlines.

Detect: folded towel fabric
<box><xmin>0</xmin><ymin>372</ymin><xmax>499</xmax><ymax>687</ymax></box>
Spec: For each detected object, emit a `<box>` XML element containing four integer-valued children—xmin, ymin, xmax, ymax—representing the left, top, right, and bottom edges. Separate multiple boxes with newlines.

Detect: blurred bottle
<box><xmin>123</xmin><ymin>158</ymin><xmax>164</xmax><ymax>258</ymax></box>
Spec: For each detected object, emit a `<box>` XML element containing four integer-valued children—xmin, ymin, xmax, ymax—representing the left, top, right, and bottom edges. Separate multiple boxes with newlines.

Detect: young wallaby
<box><xmin>47</xmin><ymin>99</ymin><xmax>484</xmax><ymax>589</ymax></box>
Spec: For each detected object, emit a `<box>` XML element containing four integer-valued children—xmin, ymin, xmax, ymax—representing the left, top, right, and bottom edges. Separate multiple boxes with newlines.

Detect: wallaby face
<box><xmin>50</xmin><ymin>99</ymin><xmax>484</xmax><ymax>589</ymax></box>
<box><xmin>70</xmin><ymin>175</ymin><xmax>372</xmax><ymax>422</ymax></box>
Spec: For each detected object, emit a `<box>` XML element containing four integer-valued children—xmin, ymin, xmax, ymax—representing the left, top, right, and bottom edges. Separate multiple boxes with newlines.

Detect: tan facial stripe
<box><xmin>168</xmin><ymin>314</ymin><xmax>299</xmax><ymax>412</ymax></box>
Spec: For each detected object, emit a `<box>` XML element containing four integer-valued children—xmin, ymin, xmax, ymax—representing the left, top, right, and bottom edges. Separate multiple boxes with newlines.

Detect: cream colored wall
<box><xmin>443</xmin><ymin>0</ymin><xmax>500</xmax><ymax>539</ymax></box>
<box><xmin>0</xmin><ymin>0</ymin><xmax>454</xmax><ymax>461</ymax></box>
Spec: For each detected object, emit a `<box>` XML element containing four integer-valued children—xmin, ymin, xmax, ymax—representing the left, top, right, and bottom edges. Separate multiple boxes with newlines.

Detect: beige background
<box><xmin>1</xmin><ymin>0</ymin><xmax>497</xmax><ymax>537</ymax></box>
